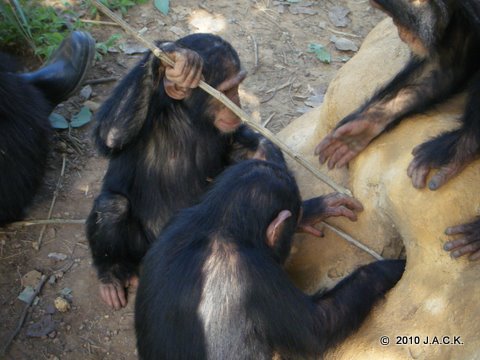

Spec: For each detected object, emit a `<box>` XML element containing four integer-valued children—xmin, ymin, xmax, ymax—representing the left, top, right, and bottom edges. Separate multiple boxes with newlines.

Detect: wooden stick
<box><xmin>0</xmin><ymin>274</ymin><xmax>49</xmax><ymax>356</ymax></box>
<box><xmin>92</xmin><ymin>0</ymin><xmax>351</xmax><ymax>196</ymax></box>
<box><xmin>322</xmin><ymin>222</ymin><xmax>384</xmax><ymax>260</ymax></box>
<box><xmin>80</xmin><ymin>19</ymin><xmax>120</xmax><ymax>26</ymax></box>
<box><xmin>84</xmin><ymin>76</ymin><xmax>118</xmax><ymax>85</ymax></box>
<box><xmin>9</xmin><ymin>219</ymin><xmax>86</xmax><ymax>227</ymax></box>
<box><xmin>34</xmin><ymin>155</ymin><xmax>66</xmax><ymax>250</ymax></box>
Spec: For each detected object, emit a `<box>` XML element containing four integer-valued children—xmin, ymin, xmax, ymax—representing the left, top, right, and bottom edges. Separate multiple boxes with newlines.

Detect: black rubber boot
<box><xmin>20</xmin><ymin>31</ymin><xmax>95</xmax><ymax>107</ymax></box>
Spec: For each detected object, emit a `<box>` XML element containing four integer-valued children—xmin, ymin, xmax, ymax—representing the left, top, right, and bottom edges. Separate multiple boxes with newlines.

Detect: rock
<box><xmin>54</xmin><ymin>297</ymin><xmax>71</xmax><ymax>313</ymax></box>
<box><xmin>278</xmin><ymin>18</ymin><xmax>480</xmax><ymax>359</ymax></box>
<box><xmin>79</xmin><ymin>85</ymin><xmax>92</xmax><ymax>100</ymax></box>
<box><xmin>84</xmin><ymin>100</ymin><xmax>101</xmax><ymax>112</ymax></box>
<box><xmin>26</xmin><ymin>315</ymin><xmax>56</xmax><ymax>337</ymax></box>
<box><xmin>330</xmin><ymin>36</ymin><xmax>358</xmax><ymax>52</ymax></box>
<box><xmin>48</xmin><ymin>252</ymin><xmax>67</xmax><ymax>261</ymax></box>
<box><xmin>22</xmin><ymin>270</ymin><xmax>42</xmax><ymax>287</ymax></box>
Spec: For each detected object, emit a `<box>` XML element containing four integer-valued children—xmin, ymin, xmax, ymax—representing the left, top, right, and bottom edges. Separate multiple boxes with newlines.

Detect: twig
<box><xmin>322</xmin><ymin>222</ymin><xmax>384</xmax><ymax>260</ymax></box>
<box><xmin>84</xmin><ymin>76</ymin><xmax>118</xmax><ymax>85</ymax></box>
<box><xmin>327</xmin><ymin>26</ymin><xmax>361</xmax><ymax>38</ymax></box>
<box><xmin>266</xmin><ymin>79</ymin><xmax>293</xmax><ymax>94</ymax></box>
<box><xmin>260</xmin><ymin>89</ymin><xmax>277</xmax><ymax>104</ymax></box>
<box><xmin>249</xmin><ymin>35</ymin><xmax>259</xmax><ymax>74</ymax></box>
<box><xmin>80</xmin><ymin>19</ymin><xmax>120</xmax><ymax>26</ymax></box>
<box><xmin>263</xmin><ymin>112</ymin><xmax>276</xmax><ymax>127</ymax></box>
<box><xmin>0</xmin><ymin>252</ymin><xmax>23</xmax><ymax>261</ymax></box>
<box><xmin>10</xmin><ymin>219</ymin><xmax>86</xmax><ymax>227</ymax></box>
<box><xmin>0</xmin><ymin>275</ymin><xmax>49</xmax><ymax>356</ymax></box>
<box><xmin>34</xmin><ymin>155</ymin><xmax>66</xmax><ymax>250</ymax></box>
<box><xmin>261</xmin><ymin>78</ymin><xmax>294</xmax><ymax>103</ymax></box>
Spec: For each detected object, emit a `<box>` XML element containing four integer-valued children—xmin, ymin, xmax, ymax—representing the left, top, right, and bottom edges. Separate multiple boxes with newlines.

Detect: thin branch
<box><xmin>80</xmin><ymin>19</ymin><xmax>119</xmax><ymax>26</ymax></box>
<box><xmin>249</xmin><ymin>35</ymin><xmax>259</xmax><ymax>74</ymax></box>
<box><xmin>263</xmin><ymin>112</ymin><xmax>276</xmax><ymax>127</ymax></box>
<box><xmin>34</xmin><ymin>155</ymin><xmax>66</xmax><ymax>250</ymax></box>
<box><xmin>9</xmin><ymin>219</ymin><xmax>86</xmax><ymax>227</ymax></box>
<box><xmin>322</xmin><ymin>222</ymin><xmax>384</xmax><ymax>260</ymax></box>
<box><xmin>0</xmin><ymin>274</ymin><xmax>49</xmax><ymax>357</ymax></box>
<box><xmin>327</xmin><ymin>26</ymin><xmax>361</xmax><ymax>38</ymax></box>
<box><xmin>92</xmin><ymin>0</ymin><xmax>351</xmax><ymax>196</ymax></box>
<box><xmin>84</xmin><ymin>76</ymin><xmax>118</xmax><ymax>85</ymax></box>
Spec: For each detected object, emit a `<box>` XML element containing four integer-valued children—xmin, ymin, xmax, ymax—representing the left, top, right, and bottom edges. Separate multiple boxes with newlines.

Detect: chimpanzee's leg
<box><xmin>86</xmin><ymin>192</ymin><xmax>150</xmax><ymax>309</ymax></box>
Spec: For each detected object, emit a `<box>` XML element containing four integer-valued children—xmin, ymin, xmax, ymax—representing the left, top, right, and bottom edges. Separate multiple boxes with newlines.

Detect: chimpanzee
<box><xmin>87</xmin><ymin>33</ymin><xmax>311</xmax><ymax>310</ymax></box>
<box><xmin>135</xmin><ymin>160</ymin><xmax>405</xmax><ymax>360</ymax></box>
<box><xmin>0</xmin><ymin>31</ymin><xmax>94</xmax><ymax>226</ymax></box>
<box><xmin>315</xmin><ymin>0</ymin><xmax>480</xmax><ymax>191</ymax></box>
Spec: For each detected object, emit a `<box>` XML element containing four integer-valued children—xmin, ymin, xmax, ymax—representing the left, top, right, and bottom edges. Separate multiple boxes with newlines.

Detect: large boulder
<box><xmin>279</xmin><ymin>18</ymin><xmax>480</xmax><ymax>359</ymax></box>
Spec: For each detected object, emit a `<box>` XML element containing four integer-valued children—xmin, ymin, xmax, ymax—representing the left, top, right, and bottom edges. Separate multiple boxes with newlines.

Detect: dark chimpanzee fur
<box><xmin>0</xmin><ymin>31</ymin><xmax>94</xmax><ymax>226</ymax></box>
<box><xmin>135</xmin><ymin>160</ymin><xmax>405</xmax><ymax>360</ymax></box>
<box><xmin>86</xmin><ymin>33</ymin><xmax>285</xmax><ymax>308</ymax></box>
<box><xmin>316</xmin><ymin>0</ymin><xmax>480</xmax><ymax>192</ymax></box>
<box><xmin>0</xmin><ymin>53</ymin><xmax>52</xmax><ymax>225</ymax></box>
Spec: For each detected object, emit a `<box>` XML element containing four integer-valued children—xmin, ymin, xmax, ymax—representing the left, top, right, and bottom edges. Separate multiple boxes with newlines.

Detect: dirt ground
<box><xmin>0</xmin><ymin>1</ymin><xmax>385</xmax><ymax>359</ymax></box>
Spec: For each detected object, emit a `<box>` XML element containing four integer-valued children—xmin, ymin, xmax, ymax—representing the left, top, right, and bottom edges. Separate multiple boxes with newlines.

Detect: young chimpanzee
<box><xmin>0</xmin><ymin>31</ymin><xmax>94</xmax><ymax>225</ymax></box>
<box><xmin>88</xmin><ymin>33</ymin><xmax>306</xmax><ymax>309</ymax></box>
<box><xmin>316</xmin><ymin>0</ymin><xmax>480</xmax><ymax>191</ymax></box>
<box><xmin>135</xmin><ymin>160</ymin><xmax>405</xmax><ymax>360</ymax></box>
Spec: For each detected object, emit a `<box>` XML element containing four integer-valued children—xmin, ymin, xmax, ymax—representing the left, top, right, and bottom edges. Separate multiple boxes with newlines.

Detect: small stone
<box><xmin>22</xmin><ymin>270</ymin><xmax>42</xmax><ymax>287</ymax></box>
<box><xmin>48</xmin><ymin>252</ymin><xmax>67</xmax><ymax>261</ymax></box>
<box><xmin>54</xmin><ymin>297</ymin><xmax>70</xmax><ymax>313</ymax></box>
<box><xmin>80</xmin><ymin>85</ymin><xmax>93</xmax><ymax>99</ymax></box>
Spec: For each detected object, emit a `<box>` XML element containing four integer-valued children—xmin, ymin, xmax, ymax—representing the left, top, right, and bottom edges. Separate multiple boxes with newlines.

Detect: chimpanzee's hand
<box><xmin>160</xmin><ymin>43</ymin><xmax>203</xmax><ymax>95</ymax></box>
<box><xmin>298</xmin><ymin>193</ymin><xmax>364</xmax><ymax>237</ymax></box>
<box><xmin>444</xmin><ymin>218</ymin><xmax>480</xmax><ymax>261</ymax></box>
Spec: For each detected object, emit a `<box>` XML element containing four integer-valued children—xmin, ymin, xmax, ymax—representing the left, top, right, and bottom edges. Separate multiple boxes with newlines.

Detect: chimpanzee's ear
<box><xmin>164</xmin><ymin>78</ymin><xmax>190</xmax><ymax>100</ymax></box>
<box><xmin>266</xmin><ymin>210</ymin><xmax>292</xmax><ymax>248</ymax></box>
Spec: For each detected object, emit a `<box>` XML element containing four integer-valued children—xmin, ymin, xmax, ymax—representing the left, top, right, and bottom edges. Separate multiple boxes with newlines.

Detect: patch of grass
<box><xmin>0</xmin><ymin>0</ymin><xmax>147</xmax><ymax>60</ymax></box>
<box><xmin>86</xmin><ymin>0</ymin><xmax>148</xmax><ymax>16</ymax></box>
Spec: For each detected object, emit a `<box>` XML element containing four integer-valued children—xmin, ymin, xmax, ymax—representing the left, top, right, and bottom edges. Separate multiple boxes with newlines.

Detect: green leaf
<box><xmin>70</xmin><ymin>106</ymin><xmax>92</xmax><ymax>128</ymax></box>
<box><xmin>49</xmin><ymin>113</ymin><xmax>69</xmax><ymax>129</ymax></box>
<box><xmin>307</xmin><ymin>43</ymin><xmax>331</xmax><ymax>64</ymax></box>
<box><xmin>154</xmin><ymin>0</ymin><xmax>169</xmax><ymax>15</ymax></box>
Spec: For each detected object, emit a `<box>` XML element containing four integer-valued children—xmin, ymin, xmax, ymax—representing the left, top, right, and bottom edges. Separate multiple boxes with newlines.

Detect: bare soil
<box><xmin>0</xmin><ymin>1</ymin><xmax>385</xmax><ymax>359</ymax></box>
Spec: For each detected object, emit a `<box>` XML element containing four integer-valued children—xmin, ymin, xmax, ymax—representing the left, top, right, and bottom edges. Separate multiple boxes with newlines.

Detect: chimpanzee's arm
<box><xmin>251</xmin><ymin>258</ymin><xmax>404</xmax><ymax>357</ymax></box>
<box><xmin>312</xmin><ymin>259</ymin><xmax>405</xmax><ymax>351</ymax></box>
<box><xmin>229</xmin><ymin>125</ymin><xmax>286</xmax><ymax>166</ymax></box>
<box><xmin>315</xmin><ymin>55</ymin><xmax>464</xmax><ymax>169</ymax></box>
<box><xmin>93</xmin><ymin>52</ymin><xmax>161</xmax><ymax>155</ymax></box>
<box><xmin>94</xmin><ymin>42</ymin><xmax>202</xmax><ymax>156</ymax></box>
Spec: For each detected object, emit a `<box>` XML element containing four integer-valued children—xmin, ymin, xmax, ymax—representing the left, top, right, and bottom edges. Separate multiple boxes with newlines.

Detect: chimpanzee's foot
<box><xmin>444</xmin><ymin>218</ymin><xmax>480</xmax><ymax>261</ymax></box>
<box><xmin>315</xmin><ymin>119</ymin><xmax>385</xmax><ymax>169</ymax></box>
<box><xmin>99</xmin><ymin>275</ymin><xmax>139</xmax><ymax>310</ymax></box>
<box><xmin>407</xmin><ymin>131</ymin><xmax>478</xmax><ymax>190</ymax></box>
